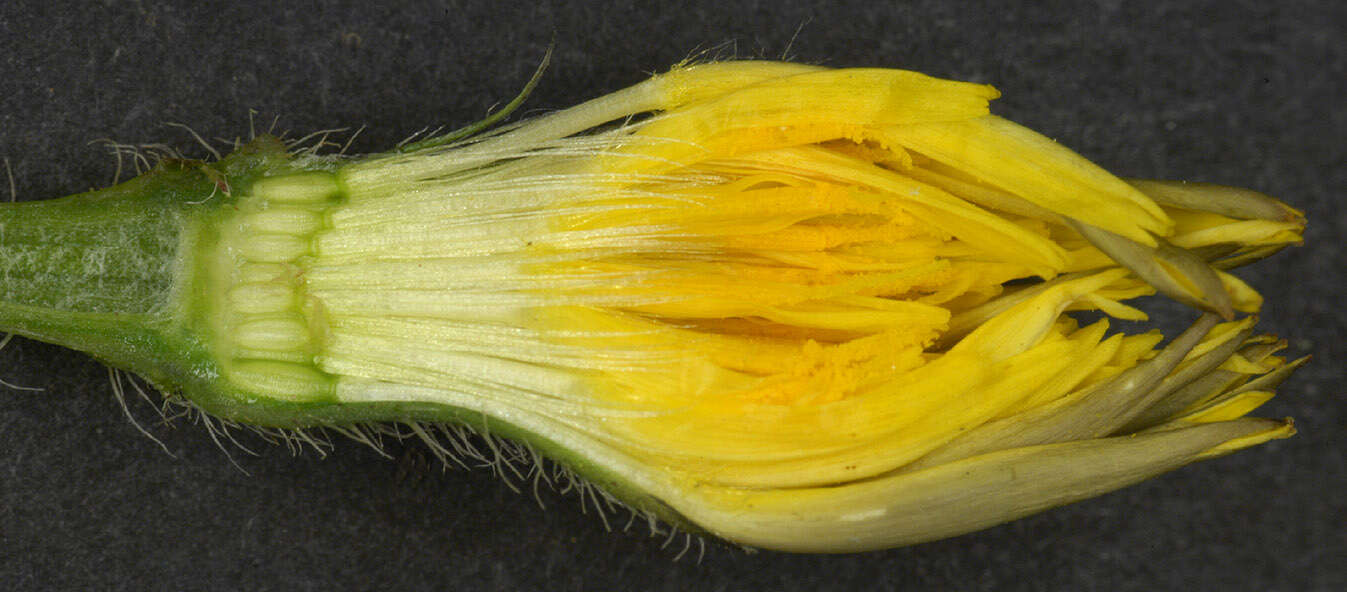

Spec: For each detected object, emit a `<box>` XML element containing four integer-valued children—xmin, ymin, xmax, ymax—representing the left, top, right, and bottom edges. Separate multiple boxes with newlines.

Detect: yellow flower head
<box><xmin>12</xmin><ymin>61</ymin><xmax>1298</xmax><ymax>553</ymax></box>
<box><xmin>217</xmin><ymin>61</ymin><xmax>1298</xmax><ymax>551</ymax></box>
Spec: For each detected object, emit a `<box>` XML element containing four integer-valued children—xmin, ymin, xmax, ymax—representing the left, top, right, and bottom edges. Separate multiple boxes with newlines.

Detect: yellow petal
<box><xmin>607</xmin><ymin>68</ymin><xmax>998</xmax><ymax>174</ymax></box>
<box><xmin>885</xmin><ymin>115</ymin><xmax>1172</xmax><ymax>245</ymax></box>
<box><xmin>672</xmin><ymin>418</ymin><xmax>1291</xmax><ymax>552</ymax></box>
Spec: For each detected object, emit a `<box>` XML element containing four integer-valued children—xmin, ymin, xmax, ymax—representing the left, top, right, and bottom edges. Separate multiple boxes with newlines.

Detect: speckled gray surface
<box><xmin>0</xmin><ymin>2</ymin><xmax>1343</xmax><ymax>590</ymax></box>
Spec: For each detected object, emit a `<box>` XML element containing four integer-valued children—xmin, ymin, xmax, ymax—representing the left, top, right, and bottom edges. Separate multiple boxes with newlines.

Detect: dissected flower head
<box><xmin>0</xmin><ymin>61</ymin><xmax>1305</xmax><ymax>552</ymax></box>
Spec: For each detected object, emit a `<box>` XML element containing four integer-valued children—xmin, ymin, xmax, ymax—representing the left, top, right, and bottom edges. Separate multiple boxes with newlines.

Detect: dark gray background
<box><xmin>1</xmin><ymin>1</ymin><xmax>1342</xmax><ymax>590</ymax></box>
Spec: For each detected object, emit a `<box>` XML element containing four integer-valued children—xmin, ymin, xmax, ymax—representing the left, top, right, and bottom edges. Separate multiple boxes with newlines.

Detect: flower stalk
<box><xmin>0</xmin><ymin>61</ymin><xmax>1305</xmax><ymax>552</ymax></box>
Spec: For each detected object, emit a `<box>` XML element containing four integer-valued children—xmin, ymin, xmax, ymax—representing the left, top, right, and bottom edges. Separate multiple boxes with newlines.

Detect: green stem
<box><xmin>0</xmin><ymin>138</ymin><xmax>289</xmax><ymax>390</ymax></box>
<box><xmin>0</xmin><ymin>167</ymin><xmax>197</xmax><ymax>362</ymax></box>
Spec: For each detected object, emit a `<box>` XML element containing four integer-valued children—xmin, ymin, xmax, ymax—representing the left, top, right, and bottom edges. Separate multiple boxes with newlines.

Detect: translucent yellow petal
<box><xmin>884</xmin><ymin>115</ymin><xmax>1173</xmax><ymax>245</ymax></box>
<box><xmin>1176</xmin><ymin>390</ymin><xmax>1277</xmax><ymax>424</ymax></box>
<box><xmin>652</xmin><ymin>61</ymin><xmax>827</xmax><ymax>107</ymax></box>
<box><xmin>726</xmin><ymin>146</ymin><xmax>1069</xmax><ymax>275</ymax></box>
<box><xmin>606</xmin><ymin>68</ymin><xmax>998</xmax><ymax>174</ymax></box>
<box><xmin>620</xmin><ymin>339</ymin><xmax>1086</xmax><ymax>488</ymax></box>
<box><xmin>996</xmin><ymin>322</ymin><xmax>1121</xmax><ymax>416</ymax></box>
<box><xmin>1217</xmin><ymin>269</ymin><xmax>1264</xmax><ymax>313</ymax></box>
<box><xmin>950</xmin><ymin>269</ymin><xmax>1131</xmax><ymax>361</ymax></box>
<box><xmin>671</xmin><ymin>418</ymin><xmax>1291</xmax><ymax>552</ymax></box>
